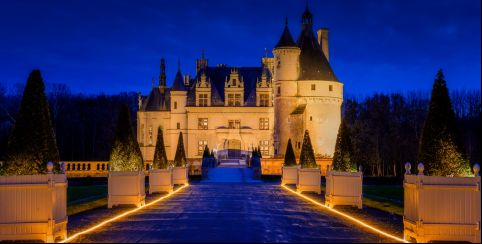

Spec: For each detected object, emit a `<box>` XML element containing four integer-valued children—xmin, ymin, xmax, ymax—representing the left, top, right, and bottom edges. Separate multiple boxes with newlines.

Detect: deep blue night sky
<box><xmin>0</xmin><ymin>0</ymin><xmax>480</xmax><ymax>96</ymax></box>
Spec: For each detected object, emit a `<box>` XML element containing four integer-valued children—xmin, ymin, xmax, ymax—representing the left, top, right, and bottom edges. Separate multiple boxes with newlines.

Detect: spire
<box><xmin>171</xmin><ymin>58</ymin><xmax>186</xmax><ymax>91</ymax></box>
<box><xmin>159</xmin><ymin>57</ymin><xmax>166</xmax><ymax>87</ymax></box>
<box><xmin>274</xmin><ymin>17</ymin><xmax>297</xmax><ymax>48</ymax></box>
<box><xmin>152</xmin><ymin>77</ymin><xmax>155</xmax><ymax>88</ymax></box>
<box><xmin>302</xmin><ymin>0</ymin><xmax>313</xmax><ymax>26</ymax></box>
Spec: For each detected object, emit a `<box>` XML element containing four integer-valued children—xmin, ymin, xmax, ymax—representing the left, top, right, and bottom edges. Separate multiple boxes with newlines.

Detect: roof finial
<box><xmin>306</xmin><ymin>0</ymin><xmax>310</xmax><ymax>11</ymax></box>
<box><xmin>201</xmin><ymin>48</ymin><xmax>205</xmax><ymax>59</ymax></box>
<box><xmin>285</xmin><ymin>16</ymin><xmax>288</xmax><ymax>27</ymax></box>
<box><xmin>264</xmin><ymin>47</ymin><xmax>267</xmax><ymax>58</ymax></box>
<box><xmin>152</xmin><ymin>77</ymin><xmax>155</xmax><ymax>88</ymax></box>
<box><xmin>177</xmin><ymin>57</ymin><xmax>181</xmax><ymax>72</ymax></box>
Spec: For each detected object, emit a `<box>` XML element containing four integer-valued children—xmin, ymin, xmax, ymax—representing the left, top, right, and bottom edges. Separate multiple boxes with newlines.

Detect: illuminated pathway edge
<box><xmin>281</xmin><ymin>185</ymin><xmax>408</xmax><ymax>243</ymax></box>
<box><xmin>64</xmin><ymin>181</ymin><xmax>402</xmax><ymax>243</ymax></box>
<box><xmin>60</xmin><ymin>184</ymin><xmax>189</xmax><ymax>243</ymax></box>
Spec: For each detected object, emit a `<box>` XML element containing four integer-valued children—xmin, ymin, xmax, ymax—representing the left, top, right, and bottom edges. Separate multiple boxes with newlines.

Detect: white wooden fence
<box><xmin>0</xmin><ymin>162</ymin><xmax>67</xmax><ymax>243</ymax></box>
<box><xmin>403</xmin><ymin>163</ymin><xmax>481</xmax><ymax>243</ymax></box>
<box><xmin>325</xmin><ymin>166</ymin><xmax>363</xmax><ymax>209</ymax></box>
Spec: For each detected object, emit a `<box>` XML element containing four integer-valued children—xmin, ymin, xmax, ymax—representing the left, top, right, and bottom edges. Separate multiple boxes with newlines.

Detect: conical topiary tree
<box><xmin>152</xmin><ymin>127</ymin><xmax>168</xmax><ymax>169</ymax></box>
<box><xmin>1</xmin><ymin>70</ymin><xmax>59</xmax><ymax>175</ymax></box>
<box><xmin>174</xmin><ymin>132</ymin><xmax>187</xmax><ymax>167</ymax></box>
<box><xmin>109</xmin><ymin>105</ymin><xmax>144</xmax><ymax>171</ymax></box>
<box><xmin>332</xmin><ymin>119</ymin><xmax>356</xmax><ymax>172</ymax></box>
<box><xmin>284</xmin><ymin>139</ymin><xmax>296</xmax><ymax>166</ymax></box>
<box><xmin>299</xmin><ymin>130</ymin><xmax>317</xmax><ymax>168</ymax></box>
<box><xmin>418</xmin><ymin>70</ymin><xmax>469</xmax><ymax>176</ymax></box>
<box><xmin>202</xmin><ymin>145</ymin><xmax>210</xmax><ymax>159</ymax></box>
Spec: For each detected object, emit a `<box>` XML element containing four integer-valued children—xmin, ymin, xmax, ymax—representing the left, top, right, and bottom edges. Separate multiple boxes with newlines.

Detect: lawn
<box><xmin>321</xmin><ymin>182</ymin><xmax>404</xmax><ymax>216</ymax></box>
<box><xmin>67</xmin><ymin>184</ymin><xmax>108</xmax><ymax>215</ymax></box>
<box><xmin>362</xmin><ymin>184</ymin><xmax>403</xmax><ymax>216</ymax></box>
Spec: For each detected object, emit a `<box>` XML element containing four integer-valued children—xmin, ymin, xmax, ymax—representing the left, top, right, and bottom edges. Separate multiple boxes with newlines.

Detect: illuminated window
<box><xmin>329</xmin><ymin>85</ymin><xmax>333</xmax><ymax>91</ymax></box>
<box><xmin>228</xmin><ymin>94</ymin><xmax>235</xmax><ymax>106</ymax></box>
<box><xmin>177</xmin><ymin>123</ymin><xmax>180</xmax><ymax>129</ymax></box>
<box><xmin>234</xmin><ymin>94</ymin><xmax>241</xmax><ymax>106</ymax></box>
<box><xmin>259</xmin><ymin>94</ymin><xmax>269</xmax><ymax>107</ymax></box>
<box><xmin>259</xmin><ymin>140</ymin><xmax>269</xmax><ymax>155</ymax></box>
<box><xmin>198</xmin><ymin>118</ymin><xmax>208</xmax><ymax>130</ymax></box>
<box><xmin>228</xmin><ymin>120</ymin><xmax>240</xmax><ymax>129</ymax></box>
<box><xmin>199</xmin><ymin>94</ymin><xmax>208</xmax><ymax>107</ymax></box>
<box><xmin>148</xmin><ymin>126</ymin><xmax>153</xmax><ymax>145</ymax></box>
<box><xmin>311</xmin><ymin>84</ymin><xmax>316</xmax><ymax>90</ymax></box>
<box><xmin>198</xmin><ymin>140</ymin><xmax>208</xmax><ymax>155</ymax></box>
<box><xmin>259</xmin><ymin>118</ymin><xmax>269</xmax><ymax>130</ymax></box>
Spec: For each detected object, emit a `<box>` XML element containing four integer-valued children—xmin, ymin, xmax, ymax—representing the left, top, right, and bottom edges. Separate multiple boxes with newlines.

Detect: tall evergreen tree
<box><xmin>109</xmin><ymin>104</ymin><xmax>143</xmax><ymax>171</ymax></box>
<box><xmin>2</xmin><ymin>70</ymin><xmax>59</xmax><ymax>175</ymax></box>
<box><xmin>419</xmin><ymin>70</ymin><xmax>469</xmax><ymax>176</ymax></box>
<box><xmin>152</xmin><ymin>127</ymin><xmax>168</xmax><ymax>169</ymax></box>
<box><xmin>332</xmin><ymin>119</ymin><xmax>356</xmax><ymax>171</ymax></box>
<box><xmin>202</xmin><ymin>145</ymin><xmax>210</xmax><ymax>159</ymax></box>
<box><xmin>174</xmin><ymin>132</ymin><xmax>187</xmax><ymax>167</ymax></box>
<box><xmin>284</xmin><ymin>138</ymin><xmax>297</xmax><ymax>166</ymax></box>
<box><xmin>299</xmin><ymin>130</ymin><xmax>317</xmax><ymax>168</ymax></box>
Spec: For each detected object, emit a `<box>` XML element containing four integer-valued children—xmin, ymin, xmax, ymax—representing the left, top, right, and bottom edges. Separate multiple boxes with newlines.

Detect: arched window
<box><xmin>101</xmin><ymin>164</ymin><xmax>105</xmax><ymax>170</ymax></box>
<box><xmin>174</xmin><ymin>101</ymin><xmax>177</xmax><ymax>109</ymax></box>
<box><xmin>97</xmin><ymin>164</ymin><xmax>100</xmax><ymax>170</ymax></box>
<box><xmin>67</xmin><ymin>164</ymin><xmax>71</xmax><ymax>171</ymax></box>
<box><xmin>77</xmin><ymin>164</ymin><xmax>81</xmax><ymax>170</ymax></box>
<box><xmin>82</xmin><ymin>163</ymin><xmax>86</xmax><ymax>171</ymax></box>
<box><xmin>87</xmin><ymin>164</ymin><xmax>91</xmax><ymax>171</ymax></box>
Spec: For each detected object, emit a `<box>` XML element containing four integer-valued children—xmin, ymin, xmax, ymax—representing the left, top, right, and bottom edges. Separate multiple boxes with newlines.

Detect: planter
<box><xmin>281</xmin><ymin>165</ymin><xmax>299</xmax><ymax>185</ymax></box>
<box><xmin>172</xmin><ymin>167</ymin><xmax>188</xmax><ymax>185</ymax></box>
<box><xmin>0</xmin><ymin>164</ymin><xmax>67</xmax><ymax>243</ymax></box>
<box><xmin>108</xmin><ymin>171</ymin><xmax>146</xmax><ymax>208</ymax></box>
<box><xmin>325</xmin><ymin>169</ymin><xmax>363</xmax><ymax>209</ymax></box>
<box><xmin>403</xmin><ymin>163</ymin><xmax>481</xmax><ymax>243</ymax></box>
<box><xmin>148</xmin><ymin>168</ymin><xmax>173</xmax><ymax>194</ymax></box>
<box><xmin>297</xmin><ymin>168</ymin><xmax>321</xmax><ymax>194</ymax></box>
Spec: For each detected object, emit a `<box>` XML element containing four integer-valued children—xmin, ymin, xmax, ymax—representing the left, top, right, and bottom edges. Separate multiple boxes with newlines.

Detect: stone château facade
<box><xmin>137</xmin><ymin>5</ymin><xmax>343</xmax><ymax>165</ymax></box>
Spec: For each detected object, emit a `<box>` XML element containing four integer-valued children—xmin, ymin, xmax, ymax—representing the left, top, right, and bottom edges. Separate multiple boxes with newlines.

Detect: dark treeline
<box><xmin>0</xmin><ymin>83</ymin><xmax>480</xmax><ymax>177</ymax></box>
<box><xmin>344</xmin><ymin>90</ymin><xmax>481</xmax><ymax>177</ymax></box>
<box><xmin>0</xmin><ymin>83</ymin><xmax>138</xmax><ymax>161</ymax></box>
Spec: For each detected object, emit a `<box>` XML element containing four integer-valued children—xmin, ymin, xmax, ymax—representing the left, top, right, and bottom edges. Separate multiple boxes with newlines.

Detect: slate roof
<box><xmin>275</xmin><ymin>19</ymin><xmax>297</xmax><ymax>49</ymax></box>
<box><xmin>296</xmin><ymin>25</ymin><xmax>338</xmax><ymax>81</ymax></box>
<box><xmin>142</xmin><ymin>87</ymin><xmax>170</xmax><ymax>111</ymax></box>
<box><xmin>290</xmin><ymin>104</ymin><xmax>307</xmax><ymax>115</ymax></box>
<box><xmin>171</xmin><ymin>70</ymin><xmax>186</xmax><ymax>91</ymax></box>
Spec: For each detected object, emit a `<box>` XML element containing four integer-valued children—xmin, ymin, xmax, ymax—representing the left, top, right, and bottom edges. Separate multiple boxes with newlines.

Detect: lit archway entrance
<box><xmin>226</xmin><ymin>139</ymin><xmax>242</xmax><ymax>159</ymax></box>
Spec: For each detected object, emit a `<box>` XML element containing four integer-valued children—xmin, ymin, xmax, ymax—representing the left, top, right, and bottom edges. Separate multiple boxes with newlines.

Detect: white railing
<box><xmin>325</xmin><ymin>165</ymin><xmax>363</xmax><ymax>209</ymax></box>
<box><xmin>403</xmin><ymin>162</ymin><xmax>481</xmax><ymax>243</ymax></box>
<box><xmin>0</xmin><ymin>162</ymin><xmax>67</xmax><ymax>243</ymax></box>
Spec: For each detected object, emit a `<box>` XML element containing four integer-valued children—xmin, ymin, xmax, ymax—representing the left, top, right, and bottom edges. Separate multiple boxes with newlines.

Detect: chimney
<box><xmin>317</xmin><ymin>28</ymin><xmax>329</xmax><ymax>62</ymax></box>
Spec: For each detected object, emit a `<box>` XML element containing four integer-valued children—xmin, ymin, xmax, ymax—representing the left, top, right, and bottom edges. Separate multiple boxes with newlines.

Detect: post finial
<box><xmin>358</xmin><ymin>165</ymin><xmax>363</xmax><ymax>173</ymax></box>
<box><xmin>417</xmin><ymin>162</ymin><xmax>424</xmax><ymax>175</ymax></box>
<box><xmin>47</xmin><ymin>161</ymin><xmax>53</xmax><ymax>174</ymax></box>
<box><xmin>405</xmin><ymin>162</ymin><xmax>411</xmax><ymax>175</ymax></box>
<box><xmin>473</xmin><ymin>163</ymin><xmax>480</xmax><ymax>177</ymax></box>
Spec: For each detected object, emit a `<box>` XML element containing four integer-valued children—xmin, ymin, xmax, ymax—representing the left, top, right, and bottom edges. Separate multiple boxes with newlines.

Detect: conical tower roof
<box><xmin>171</xmin><ymin>61</ymin><xmax>186</xmax><ymax>91</ymax></box>
<box><xmin>275</xmin><ymin>17</ymin><xmax>297</xmax><ymax>48</ymax></box>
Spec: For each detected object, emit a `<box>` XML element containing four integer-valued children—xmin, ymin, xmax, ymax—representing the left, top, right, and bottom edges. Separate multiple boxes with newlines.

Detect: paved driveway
<box><xmin>73</xmin><ymin>182</ymin><xmax>395</xmax><ymax>243</ymax></box>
